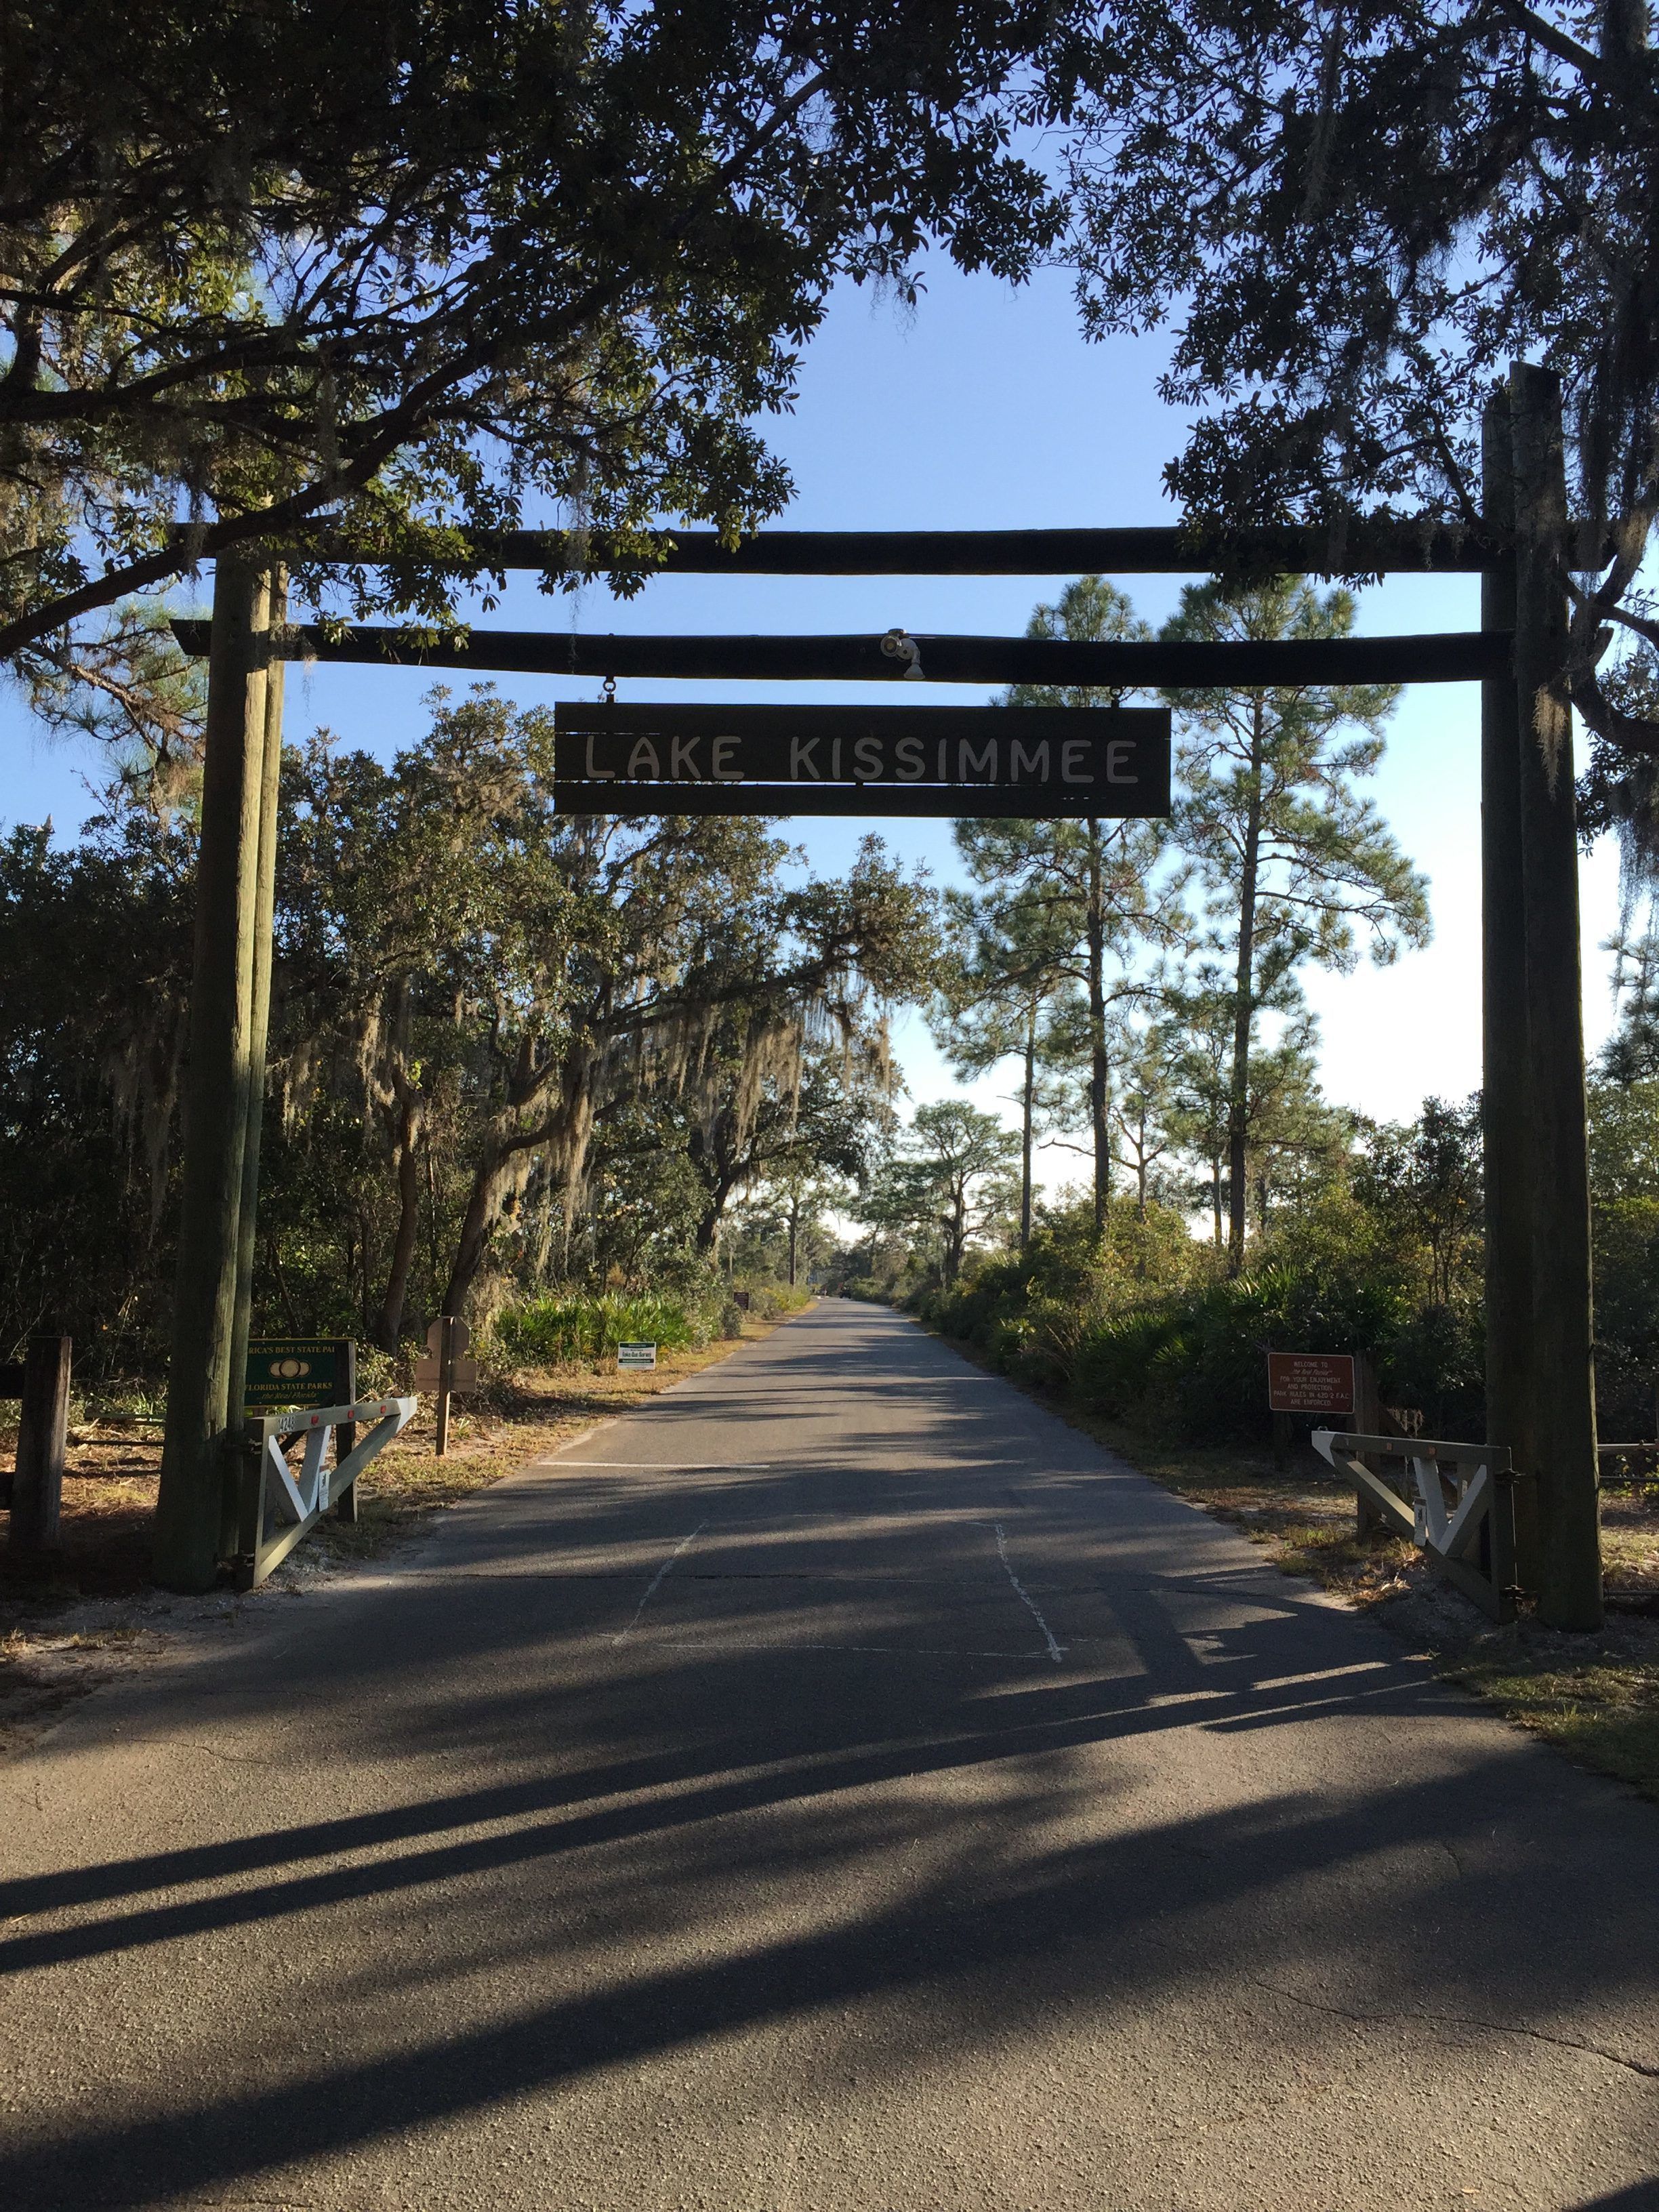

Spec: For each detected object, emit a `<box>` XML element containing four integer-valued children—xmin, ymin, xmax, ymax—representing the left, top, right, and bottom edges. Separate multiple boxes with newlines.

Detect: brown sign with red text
<box><xmin>1266</xmin><ymin>1351</ymin><xmax>1355</xmax><ymax>1416</ymax></box>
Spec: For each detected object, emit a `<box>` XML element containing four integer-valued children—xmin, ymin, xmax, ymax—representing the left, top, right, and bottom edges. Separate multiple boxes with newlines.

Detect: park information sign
<box><xmin>552</xmin><ymin>704</ymin><xmax>1171</xmax><ymax>819</ymax></box>
<box><xmin>617</xmin><ymin>1343</ymin><xmax>658</xmax><ymax>1370</ymax></box>
<box><xmin>1266</xmin><ymin>1351</ymin><xmax>1356</xmax><ymax>1416</ymax></box>
<box><xmin>245</xmin><ymin>1338</ymin><xmax>354</xmax><ymax>1412</ymax></box>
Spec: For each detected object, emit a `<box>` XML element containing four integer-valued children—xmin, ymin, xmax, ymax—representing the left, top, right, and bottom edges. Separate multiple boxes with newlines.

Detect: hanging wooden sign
<box><xmin>550</xmin><ymin>703</ymin><xmax>1171</xmax><ymax>818</ymax></box>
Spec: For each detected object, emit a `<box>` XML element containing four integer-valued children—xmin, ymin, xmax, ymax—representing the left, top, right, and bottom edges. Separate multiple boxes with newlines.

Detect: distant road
<box><xmin>4</xmin><ymin>1300</ymin><xmax>1657</xmax><ymax>2209</ymax></box>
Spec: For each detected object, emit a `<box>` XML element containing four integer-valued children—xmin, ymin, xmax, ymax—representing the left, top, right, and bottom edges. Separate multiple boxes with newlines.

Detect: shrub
<box><xmin>491</xmin><ymin>1290</ymin><xmax>703</xmax><ymax>1368</ymax></box>
<box><xmin>741</xmin><ymin>1284</ymin><xmax>812</xmax><ymax>1321</ymax></box>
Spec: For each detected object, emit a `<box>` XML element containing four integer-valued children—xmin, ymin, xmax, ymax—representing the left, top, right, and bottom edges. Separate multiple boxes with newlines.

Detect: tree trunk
<box><xmin>266</xmin><ymin>1231</ymin><xmax>302</xmax><ymax>1332</ymax></box>
<box><xmin>1019</xmin><ymin>998</ymin><xmax>1037</xmax><ymax>1252</ymax></box>
<box><xmin>1086</xmin><ymin>820</ymin><xmax>1111</xmax><ymax>1236</ymax></box>
<box><xmin>442</xmin><ymin>1140</ymin><xmax>531</xmax><ymax>1317</ymax></box>
<box><xmin>695</xmin><ymin>1189</ymin><xmax>733</xmax><ymax>1255</ymax></box>
<box><xmin>155</xmin><ymin>557</ymin><xmax>272</xmax><ymax>1593</ymax></box>
<box><xmin>376</xmin><ymin>1088</ymin><xmax>425</xmax><ymax>1351</ymax></box>
<box><xmin>1510</xmin><ymin>361</ymin><xmax>1601</xmax><ymax>1631</ymax></box>
<box><xmin>1227</xmin><ymin>705</ymin><xmax>1265</xmax><ymax>1273</ymax></box>
<box><xmin>439</xmin><ymin>1037</ymin><xmax>593</xmax><ymax>1319</ymax></box>
<box><xmin>945</xmin><ymin>1188</ymin><xmax>967</xmax><ymax>1285</ymax></box>
<box><xmin>787</xmin><ymin>1196</ymin><xmax>800</xmax><ymax>1287</ymax></box>
<box><xmin>1210</xmin><ymin>1156</ymin><xmax>1223</xmax><ymax>1248</ymax></box>
<box><xmin>1480</xmin><ymin>386</ymin><xmax>1540</xmax><ymax>1583</ymax></box>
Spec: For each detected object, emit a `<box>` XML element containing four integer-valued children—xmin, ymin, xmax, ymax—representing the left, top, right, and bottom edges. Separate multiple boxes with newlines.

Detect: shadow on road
<box><xmin>4</xmin><ymin>1304</ymin><xmax>1656</xmax><ymax>2206</ymax></box>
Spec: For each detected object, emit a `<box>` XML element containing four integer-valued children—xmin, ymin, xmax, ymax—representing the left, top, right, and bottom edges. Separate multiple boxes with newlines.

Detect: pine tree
<box><xmin>1164</xmin><ymin>577</ymin><xmax>1429</xmax><ymax>1269</ymax></box>
<box><xmin>952</xmin><ymin>577</ymin><xmax>1187</xmax><ymax>1238</ymax></box>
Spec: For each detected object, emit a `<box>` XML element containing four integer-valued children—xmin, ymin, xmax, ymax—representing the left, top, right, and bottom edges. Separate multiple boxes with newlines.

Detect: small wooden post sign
<box><xmin>414</xmin><ymin>1317</ymin><xmax>478</xmax><ymax>1456</ymax></box>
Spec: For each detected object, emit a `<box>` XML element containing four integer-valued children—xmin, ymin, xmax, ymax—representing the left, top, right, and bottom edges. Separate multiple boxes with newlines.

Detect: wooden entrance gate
<box><xmin>154</xmin><ymin>361</ymin><xmax>1604</xmax><ymax>1628</ymax></box>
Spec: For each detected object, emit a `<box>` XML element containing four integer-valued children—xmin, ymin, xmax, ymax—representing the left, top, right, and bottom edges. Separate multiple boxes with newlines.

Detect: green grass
<box><xmin>1446</xmin><ymin>1654</ymin><xmax>1659</xmax><ymax>1799</ymax></box>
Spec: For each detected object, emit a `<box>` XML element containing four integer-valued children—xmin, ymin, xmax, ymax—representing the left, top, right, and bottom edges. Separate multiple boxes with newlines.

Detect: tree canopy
<box><xmin>1066</xmin><ymin>0</ymin><xmax>1659</xmax><ymax>746</ymax></box>
<box><xmin>3</xmin><ymin>0</ymin><xmax>1104</xmax><ymax>689</ymax></box>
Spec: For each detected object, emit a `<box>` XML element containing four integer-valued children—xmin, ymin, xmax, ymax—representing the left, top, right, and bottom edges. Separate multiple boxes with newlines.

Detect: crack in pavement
<box><xmin>1247</xmin><ymin>1977</ymin><xmax>1659</xmax><ymax>2078</ymax></box>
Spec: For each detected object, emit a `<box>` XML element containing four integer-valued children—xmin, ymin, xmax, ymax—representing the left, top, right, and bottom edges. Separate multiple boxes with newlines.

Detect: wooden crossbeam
<box><xmin>211</xmin><ymin>521</ymin><xmax>1615</xmax><ymax>575</ymax></box>
<box><xmin>170</xmin><ymin>621</ymin><xmax>1509</xmax><ymax>687</ymax></box>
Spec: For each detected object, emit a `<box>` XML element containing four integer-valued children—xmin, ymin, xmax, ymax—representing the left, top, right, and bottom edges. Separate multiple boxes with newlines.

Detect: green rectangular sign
<box><xmin>245</xmin><ymin>1338</ymin><xmax>355</xmax><ymax>1411</ymax></box>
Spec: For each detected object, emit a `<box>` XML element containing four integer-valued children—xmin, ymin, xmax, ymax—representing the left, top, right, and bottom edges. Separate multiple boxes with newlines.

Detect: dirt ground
<box><xmin>0</xmin><ymin>1317</ymin><xmax>800</xmax><ymax>1761</ymax></box>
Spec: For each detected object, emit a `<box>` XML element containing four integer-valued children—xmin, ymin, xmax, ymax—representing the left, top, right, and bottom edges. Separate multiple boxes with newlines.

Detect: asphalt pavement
<box><xmin>3</xmin><ymin>1298</ymin><xmax>1658</xmax><ymax>2210</ymax></box>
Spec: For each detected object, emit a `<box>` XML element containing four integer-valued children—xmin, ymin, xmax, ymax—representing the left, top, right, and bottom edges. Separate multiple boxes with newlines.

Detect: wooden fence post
<box><xmin>434</xmin><ymin>1317</ymin><xmax>454</xmax><ymax>1458</ymax></box>
<box><xmin>10</xmin><ymin>1337</ymin><xmax>70</xmax><ymax>1554</ymax></box>
<box><xmin>1481</xmin><ymin>387</ymin><xmax>1540</xmax><ymax>1588</ymax></box>
<box><xmin>155</xmin><ymin>556</ymin><xmax>272</xmax><ymax>1593</ymax></box>
<box><xmin>1353</xmin><ymin>1351</ymin><xmax>1382</xmax><ymax>1536</ymax></box>
<box><xmin>1509</xmin><ymin>361</ymin><xmax>1603</xmax><ymax>1631</ymax></box>
<box><xmin>333</xmin><ymin>1339</ymin><xmax>359</xmax><ymax>1520</ymax></box>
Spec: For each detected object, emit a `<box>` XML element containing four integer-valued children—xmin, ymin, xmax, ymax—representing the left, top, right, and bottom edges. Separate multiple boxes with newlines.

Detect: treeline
<box><xmin>11</xmin><ymin>564</ymin><xmax>1659</xmax><ymax>1427</ymax></box>
<box><xmin>841</xmin><ymin>1073</ymin><xmax>1659</xmax><ymax>1449</ymax></box>
<box><xmin>824</xmin><ymin>571</ymin><xmax>1427</xmax><ymax>1294</ymax></box>
<box><xmin>815</xmin><ymin>571</ymin><xmax>1659</xmax><ymax>1448</ymax></box>
<box><xmin>0</xmin><ymin>691</ymin><xmax>924</xmax><ymax>1378</ymax></box>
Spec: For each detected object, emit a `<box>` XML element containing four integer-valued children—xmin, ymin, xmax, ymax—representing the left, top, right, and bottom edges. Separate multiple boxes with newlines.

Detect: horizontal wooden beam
<box><xmin>171</xmin><ymin>622</ymin><xmax>1509</xmax><ymax>687</ymax></box>
<box><xmin>342</xmin><ymin>524</ymin><xmax>1509</xmax><ymax>575</ymax></box>
<box><xmin>209</xmin><ymin>520</ymin><xmax>1614</xmax><ymax>575</ymax></box>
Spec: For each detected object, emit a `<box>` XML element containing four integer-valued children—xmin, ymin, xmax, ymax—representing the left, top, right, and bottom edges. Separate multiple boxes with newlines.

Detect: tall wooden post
<box><xmin>155</xmin><ymin>558</ymin><xmax>272</xmax><ymax>1593</ymax></box>
<box><xmin>220</xmin><ymin>571</ymin><xmax>286</xmax><ymax>1557</ymax></box>
<box><xmin>225</xmin><ymin>573</ymin><xmax>287</xmax><ymax>1433</ymax></box>
<box><xmin>1480</xmin><ymin>389</ymin><xmax>1540</xmax><ymax>1586</ymax></box>
<box><xmin>1509</xmin><ymin>362</ymin><xmax>1603</xmax><ymax>1631</ymax></box>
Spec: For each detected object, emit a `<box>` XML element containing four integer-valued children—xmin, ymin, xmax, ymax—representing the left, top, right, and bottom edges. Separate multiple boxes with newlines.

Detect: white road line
<box><xmin>614</xmin><ymin>1524</ymin><xmax>706</xmax><ymax>1643</ymax></box>
<box><xmin>994</xmin><ymin>1522</ymin><xmax>1065</xmax><ymax>1666</ymax></box>
<box><xmin>555</xmin><ymin>1461</ymin><xmax>773</xmax><ymax>1471</ymax></box>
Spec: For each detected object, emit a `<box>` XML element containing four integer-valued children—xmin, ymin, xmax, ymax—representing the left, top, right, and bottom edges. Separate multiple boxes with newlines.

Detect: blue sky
<box><xmin>0</xmin><ymin>260</ymin><xmax>1627</xmax><ymax>1188</ymax></box>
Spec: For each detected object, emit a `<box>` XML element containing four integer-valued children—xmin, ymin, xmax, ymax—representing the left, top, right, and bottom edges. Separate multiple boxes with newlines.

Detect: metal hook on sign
<box><xmin>880</xmin><ymin>628</ymin><xmax>925</xmax><ymax>681</ymax></box>
<box><xmin>602</xmin><ymin>673</ymin><xmax>617</xmax><ymax>705</ymax></box>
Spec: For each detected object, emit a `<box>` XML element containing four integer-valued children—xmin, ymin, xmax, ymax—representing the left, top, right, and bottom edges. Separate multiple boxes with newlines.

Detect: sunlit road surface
<box><xmin>4</xmin><ymin>1301</ymin><xmax>1658</xmax><ymax>2211</ymax></box>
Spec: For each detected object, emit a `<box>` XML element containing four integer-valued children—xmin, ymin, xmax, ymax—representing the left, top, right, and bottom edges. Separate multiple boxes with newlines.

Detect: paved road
<box><xmin>4</xmin><ymin>1301</ymin><xmax>1658</xmax><ymax>2210</ymax></box>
